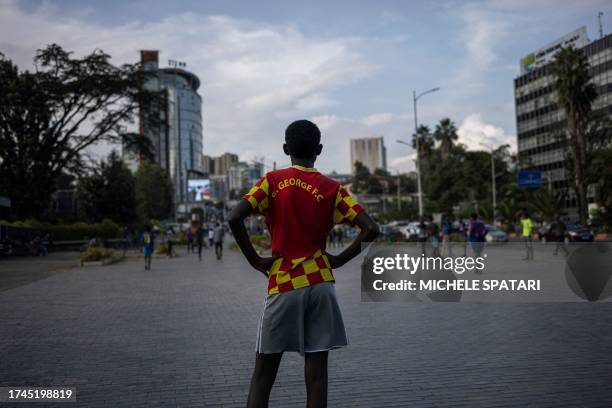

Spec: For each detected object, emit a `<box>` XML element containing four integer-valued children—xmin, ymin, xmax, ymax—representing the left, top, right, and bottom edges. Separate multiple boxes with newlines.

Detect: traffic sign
<box><xmin>518</xmin><ymin>170</ymin><xmax>542</xmax><ymax>189</ymax></box>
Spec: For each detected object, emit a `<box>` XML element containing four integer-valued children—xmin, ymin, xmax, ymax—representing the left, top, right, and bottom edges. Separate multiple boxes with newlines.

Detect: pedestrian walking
<box><xmin>328</xmin><ymin>228</ymin><xmax>336</xmax><ymax>249</ymax></box>
<box><xmin>208</xmin><ymin>227</ymin><xmax>214</xmax><ymax>248</ymax></box>
<box><xmin>552</xmin><ymin>214</ymin><xmax>568</xmax><ymax>257</ymax></box>
<box><xmin>196</xmin><ymin>226</ymin><xmax>204</xmax><ymax>261</ymax></box>
<box><xmin>417</xmin><ymin>217</ymin><xmax>428</xmax><ymax>256</ymax></box>
<box><xmin>458</xmin><ymin>218</ymin><xmax>468</xmax><ymax>256</ymax></box>
<box><xmin>166</xmin><ymin>228</ymin><xmax>175</xmax><ymax>258</ymax></box>
<box><xmin>141</xmin><ymin>226</ymin><xmax>154</xmax><ymax>270</ymax></box>
<box><xmin>186</xmin><ymin>227</ymin><xmax>194</xmax><ymax>254</ymax></box>
<box><xmin>213</xmin><ymin>222</ymin><xmax>225</xmax><ymax>260</ymax></box>
<box><xmin>228</xmin><ymin>120</ymin><xmax>378</xmax><ymax>408</ymax></box>
<box><xmin>429</xmin><ymin>216</ymin><xmax>441</xmax><ymax>257</ymax></box>
<box><xmin>521</xmin><ymin>211</ymin><xmax>534</xmax><ymax>261</ymax></box>
<box><xmin>335</xmin><ymin>227</ymin><xmax>343</xmax><ymax>247</ymax></box>
<box><xmin>442</xmin><ymin>216</ymin><xmax>453</xmax><ymax>257</ymax></box>
<box><xmin>468</xmin><ymin>213</ymin><xmax>486</xmax><ymax>259</ymax></box>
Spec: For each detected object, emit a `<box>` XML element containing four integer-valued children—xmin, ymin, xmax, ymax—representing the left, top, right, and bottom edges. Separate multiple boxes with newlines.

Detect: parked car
<box><xmin>484</xmin><ymin>225</ymin><xmax>508</xmax><ymax>243</ymax></box>
<box><xmin>379</xmin><ymin>224</ymin><xmax>403</xmax><ymax>242</ymax></box>
<box><xmin>400</xmin><ymin>221</ymin><xmax>425</xmax><ymax>241</ymax></box>
<box><xmin>537</xmin><ymin>222</ymin><xmax>594</xmax><ymax>243</ymax></box>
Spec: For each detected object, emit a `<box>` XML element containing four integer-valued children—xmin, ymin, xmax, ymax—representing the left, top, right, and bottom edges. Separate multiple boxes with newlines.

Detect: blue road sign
<box><xmin>518</xmin><ymin>170</ymin><xmax>542</xmax><ymax>189</ymax></box>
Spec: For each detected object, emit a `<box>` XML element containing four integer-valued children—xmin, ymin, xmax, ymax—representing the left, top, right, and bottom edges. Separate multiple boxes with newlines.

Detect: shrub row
<box><xmin>0</xmin><ymin>219</ymin><xmax>122</xmax><ymax>241</ymax></box>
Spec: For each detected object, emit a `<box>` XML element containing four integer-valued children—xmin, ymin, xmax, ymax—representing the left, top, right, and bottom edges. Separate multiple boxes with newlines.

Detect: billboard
<box><xmin>187</xmin><ymin>179</ymin><xmax>211</xmax><ymax>202</ymax></box>
<box><xmin>520</xmin><ymin>26</ymin><xmax>589</xmax><ymax>75</ymax></box>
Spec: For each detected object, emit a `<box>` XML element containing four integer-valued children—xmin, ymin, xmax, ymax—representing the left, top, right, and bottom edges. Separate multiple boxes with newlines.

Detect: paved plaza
<box><xmin>1</xmin><ymin>244</ymin><xmax>612</xmax><ymax>407</ymax></box>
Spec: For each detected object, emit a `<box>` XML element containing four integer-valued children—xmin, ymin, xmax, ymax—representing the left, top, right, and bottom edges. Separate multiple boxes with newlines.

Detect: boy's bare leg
<box><xmin>247</xmin><ymin>352</ymin><xmax>283</xmax><ymax>408</ymax></box>
<box><xmin>304</xmin><ymin>351</ymin><xmax>328</xmax><ymax>408</ymax></box>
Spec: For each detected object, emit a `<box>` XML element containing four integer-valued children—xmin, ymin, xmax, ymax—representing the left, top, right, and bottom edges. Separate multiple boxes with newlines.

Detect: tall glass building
<box><xmin>138</xmin><ymin>50</ymin><xmax>203</xmax><ymax>207</ymax></box>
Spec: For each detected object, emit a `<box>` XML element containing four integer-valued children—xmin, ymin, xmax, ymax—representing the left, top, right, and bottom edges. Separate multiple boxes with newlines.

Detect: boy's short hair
<box><xmin>285</xmin><ymin>120</ymin><xmax>321</xmax><ymax>158</ymax></box>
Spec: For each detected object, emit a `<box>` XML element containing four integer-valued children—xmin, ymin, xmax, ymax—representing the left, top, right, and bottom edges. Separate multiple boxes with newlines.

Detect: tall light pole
<box><xmin>411</xmin><ymin>87</ymin><xmax>439</xmax><ymax>217</ymax></box>
<box><xmin>386</xmin><ymin>167</ymin><xmax>403</xmax><ymax>213</ymax></box>
<box><xmin>480</xmin><ymin>142</ymin><xmax>497</xmax><ymax>221</ymax></box>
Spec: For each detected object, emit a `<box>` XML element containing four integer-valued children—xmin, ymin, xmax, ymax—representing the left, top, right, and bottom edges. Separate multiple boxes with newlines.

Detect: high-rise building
<box><xmin>209</xmin><ymin>174</ymin><xmax>228</xmax><ymax>202</ymax></box>
<box><xmin>213</xmin><ymin>153</ymin><xmax>239</xmax><ymax>175</ymax></box>
<box><xmin>350</xmin><ymin>137</ymin><xmax>387</xmax><ymax>174</ymax></box>
<box><xmin>202</xmin><ymin>154</ymin><xmax>214</xmax><ymax>175</ymax></box>
<box><xmin>138</xmin><ymin>50</ymin><xmax>204</xmax><ymax>207</ymax></box>
<box><xmin>514</xmin><ymin>27</ymin><xmax>612</xmax><ymax>215</ymax></box>
<box><xmin>227</xmin><ymin>161</ymin><xmax>263</xmax><ymax>195</ymax></box>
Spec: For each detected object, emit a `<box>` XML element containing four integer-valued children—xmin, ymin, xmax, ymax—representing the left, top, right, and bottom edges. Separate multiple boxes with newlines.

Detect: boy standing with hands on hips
<box><xmin>229</xmin><ymin>120</ymin><xmax>378</xmax><ymax>408</ymax></box>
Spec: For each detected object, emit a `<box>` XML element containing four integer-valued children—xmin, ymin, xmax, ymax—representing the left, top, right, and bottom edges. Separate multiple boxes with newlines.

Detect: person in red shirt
<box><xmin>229</xmin><ymin>120</ymin><xmax>378</xmax><ymax>408</ymax></box>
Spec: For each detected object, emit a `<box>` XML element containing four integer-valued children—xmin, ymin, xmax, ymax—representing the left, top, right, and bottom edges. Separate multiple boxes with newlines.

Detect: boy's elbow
<box><xmin>227</xmin><ymin>209</ymin><xmax>243</xmax><ymax>228</ymax></box>
<box><xmin>365</xmin><ymin>222</ymin><xmax>380</xmax><ymax>241</ymax></box>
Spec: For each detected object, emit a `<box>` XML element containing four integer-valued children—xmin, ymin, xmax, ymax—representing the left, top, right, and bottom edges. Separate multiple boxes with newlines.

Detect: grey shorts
<box><xmin>256</xmin><ymin>282</ymin><xmax>348</xmax><ymax>355</ymax></box>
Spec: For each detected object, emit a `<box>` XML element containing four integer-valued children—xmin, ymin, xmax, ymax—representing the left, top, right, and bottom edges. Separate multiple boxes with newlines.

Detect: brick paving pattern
<box><xmin>1</xmin><ymin>245</ymin><xmax>612</xmax><ymax>407</ymax></box>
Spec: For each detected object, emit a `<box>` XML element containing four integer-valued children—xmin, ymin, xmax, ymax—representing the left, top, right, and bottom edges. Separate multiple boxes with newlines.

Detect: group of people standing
<box><xmin>327</xmin><ymin>227</ymin><xmax>347</xmax><ymax>248</ymax></box>
<box><xmin>140</xmin><ymin>222</ymin><xmax>226</xmax><ymax>270</ymax></box>
<box><xmin>416</xmin><ymin>213</ymin><xmax>487</xmax><ymax>259</ymax></box>
<box><xmin>185</xmin><ymin>222</ymin><xmax>225</xmax><ymax>261</ymax></box>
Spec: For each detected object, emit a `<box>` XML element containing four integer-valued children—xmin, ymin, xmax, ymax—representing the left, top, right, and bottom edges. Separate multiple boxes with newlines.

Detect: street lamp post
<box><xmin>480</xmin><ymin>143</ymin><xmax>497</xmax><ymax>221</ymax></box>
<box><xmin>409</xmin><ymin>87</ymin><xmax>439</xmax><ymax>217</ymax></box>
<box><xmin>396</xmin><ymin>170</ymin><xmax>401</xmax><ymax>211</ymax></box>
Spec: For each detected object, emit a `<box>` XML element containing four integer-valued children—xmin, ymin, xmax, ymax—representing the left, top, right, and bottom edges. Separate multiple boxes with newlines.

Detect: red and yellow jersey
<box><xmin>242</xmin><ymin>165</ymin><xmax>364</xmax><ymax>295</ymax></box>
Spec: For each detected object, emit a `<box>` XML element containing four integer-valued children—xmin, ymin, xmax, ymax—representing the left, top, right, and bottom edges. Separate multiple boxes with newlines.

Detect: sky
<box><xmin>1</xmin><ymin>0</ymin><xmax>611</xmax><ymax>173</ymax></box>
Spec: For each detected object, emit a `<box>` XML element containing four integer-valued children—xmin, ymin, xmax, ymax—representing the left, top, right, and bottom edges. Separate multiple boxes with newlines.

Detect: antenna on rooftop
<box><xmin>598</xmin><ymin>11</ymin><xmax>604</xmax><ymax>39</ymax></box>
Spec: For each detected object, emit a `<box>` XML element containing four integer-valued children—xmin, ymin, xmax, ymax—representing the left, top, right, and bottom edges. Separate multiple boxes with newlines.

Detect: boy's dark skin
<box><xmin>229</xmin><ymin>142</ymin><xmax>379</xmax><ymax>408</ymax></box>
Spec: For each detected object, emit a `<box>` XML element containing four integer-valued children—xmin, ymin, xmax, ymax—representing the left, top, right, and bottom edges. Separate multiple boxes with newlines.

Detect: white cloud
<box><xmin>390</xmin><ymin>155</ymin><xmax>416</xmax><ymax>173</ymax></box>
<box><xmin>362</xmin><ymin>112</ymin><xmax>395</xmax><ymax>127</ymax></box>
<box><xmin>0</xmin><ymin>1</ymin><xmax>375</xmax><ymax>170</ymax></box>
<box><xmin>457</xmin><ymin>113</ymin><xmax>516</xmax><ymax>151</ymax></box>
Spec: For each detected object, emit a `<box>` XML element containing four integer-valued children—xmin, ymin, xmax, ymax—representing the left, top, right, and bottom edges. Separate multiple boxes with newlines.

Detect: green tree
<box><xmin>0</xmin><ymin>45</ymin><xmax>158</xmax><ymax>219</ymax></box>
<box><xmin>552</xmin><ymin>46</ymin><xmax>597</xmax><ymax>225</ymax></box>
<box><xmin>135</xmin><ymin>162</ymin><xmax>174</xmax><ymax>223</ymax></box>
<box><xmin>411</xmin><ymin>125</ymin><xmax>434</xmax><ymax>165</ymax></box>
<box><xmin>433</xmin><ymin>118</ymin><xmax>458</xmax><ymax>159</ymax></box>
<box><xmin>352</xmin><ymin>161</ymin><xmax>371</xmax><ymax>194</ymax></box>
<box><xmin>76</xmin><ymin>151</ymin><xmax>136</xmax><ymax>225</ymax></box>
<box><xmin>589</xmin><ymin>148</ymin><xmax>612</xmax><ymax>210</ymax></box>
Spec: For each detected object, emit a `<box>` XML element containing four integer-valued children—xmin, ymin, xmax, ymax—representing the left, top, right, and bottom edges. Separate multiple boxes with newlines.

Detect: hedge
<box><xmin>0</xmin><ymin>219</ymin><xmax>122</xmax><ymax>241</ymax></box>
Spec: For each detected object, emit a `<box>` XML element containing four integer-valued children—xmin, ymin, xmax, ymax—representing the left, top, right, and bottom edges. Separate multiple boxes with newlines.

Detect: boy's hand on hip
<box><xmin>251</xmin><ymin>256</ymin><xmax>280</xmax><ymax>277</ymax></box>
<box><xmin>325</xmin><ymin>253</ymin><xmax>344</xmax><ymax>269</ymax></box>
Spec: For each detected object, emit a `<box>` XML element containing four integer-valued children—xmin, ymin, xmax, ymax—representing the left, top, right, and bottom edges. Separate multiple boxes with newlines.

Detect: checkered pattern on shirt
<box><xmin>243</xmin><ymin>176</ymin><xmax>270</xmax><ymax>215</ymax></box>
<box><xmin>333</xmin><ymin>186</ymin><xmax>364</xmax><ymax>225</ymax></box>
<box><xmin>267</xmin><ymin>249</ymin><xmax>334</xmax><ymax>294</ymax></box>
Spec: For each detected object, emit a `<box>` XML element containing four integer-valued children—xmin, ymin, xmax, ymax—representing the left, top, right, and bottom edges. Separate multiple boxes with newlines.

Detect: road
<box><xmin>1</xmin><ymin>244</ymin><xmax>611</xmax><ymax>407</ymax></box>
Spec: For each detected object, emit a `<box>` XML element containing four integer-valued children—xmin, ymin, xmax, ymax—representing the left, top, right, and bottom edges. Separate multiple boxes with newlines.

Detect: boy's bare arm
<box><xmin>326</xmin><ymin>212</ymin><xmax>379</xmax><ymax>269</ymax></box>
<box><xmin>228</xmin><ymin>200</ymin><xmax>278</xmax><ymax>276</ymax></box>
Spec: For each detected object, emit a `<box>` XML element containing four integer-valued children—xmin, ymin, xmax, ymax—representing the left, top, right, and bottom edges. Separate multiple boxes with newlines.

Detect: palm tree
<box><xmin>552</xmin><ymin>46</ymin><xmax>597</xmax><ymax>225</ymax></box>
<box><xmin>411</xmin><ymin>125</ymin><xmax>434</xmax><ymax>180</ymax></box>
<box><xmin>411</xmin><ymin>124</ymin><xmax>434</xmax><ymax>161</ymax></box>
<box><xmin>433</xmin><ymin>118</ymin><xmax>458</xmax><ymax>159</ymax></box>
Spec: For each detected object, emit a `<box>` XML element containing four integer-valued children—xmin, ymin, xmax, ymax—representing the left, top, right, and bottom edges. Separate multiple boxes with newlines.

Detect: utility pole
<box><xmin>396</xmin><ymin>170</ymin><xmax>401</xmax><ymax>211</ymax></box>
<box><xmin>599</xmin><ymin>11</ymin><xmax>604</xmax><ymax>39</ymax></box>
<box><xmin>491</xmin><ymin>148</ymin><xmax>497</xmax><ymax>221</ymax></box>
<box><xmin>413</xmin><ymin>90</ymin><xmax>423</xmax><ymax>218</ymax></box>
<box><xmin>480</xmin><ymin>142</ymin><xmax>497</xmax><ymax>221</ymax></box>
<box><xmin>411</xmin><ymin>87</ymin><xmax>439</xmax><ymax>218</ymax></box>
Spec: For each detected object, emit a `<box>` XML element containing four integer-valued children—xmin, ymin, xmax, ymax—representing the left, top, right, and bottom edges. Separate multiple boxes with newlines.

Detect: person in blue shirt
<box><xmin>141</xmin><ymin>225</ymin><xmax>155</xmax><ymax>270</ymax></box>
<box><xmin>468</xmin><ymin>213</ymin><xmax>486</xmax><ymax>258</ymax></box>
<box><xmin>442</xmin><ymin>216</ymin><xmax>453</xmax><ymax>257</ymax></box>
